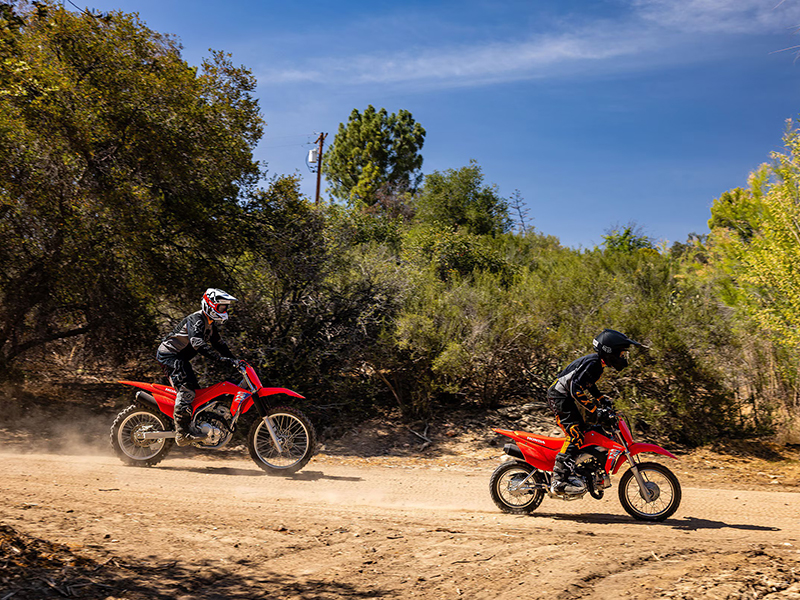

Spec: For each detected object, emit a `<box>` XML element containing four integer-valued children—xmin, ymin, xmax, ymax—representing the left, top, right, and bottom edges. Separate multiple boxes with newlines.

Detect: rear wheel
<box><xmin>489</xmin><ymin>461</ymin><xmax>546</xmax><ymax>514</ymax></box>
<box><xmin>110</xmin><ymin>405</ymin><xmax>173</xmax><ymax>467</ymax></box>
<box><xmin>247</xmin><ymin>406</ymin><xmax>316</xmax><ymax>475</ymax></box>
<box><xmin>618</xmin><ymin>461</ymin><xmax>681</xmax><ymax>521</ymax></box>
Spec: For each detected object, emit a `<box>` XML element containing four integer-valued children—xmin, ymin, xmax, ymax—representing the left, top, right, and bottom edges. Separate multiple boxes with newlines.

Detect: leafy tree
<box><xmin>323</xmin><ymin>105</ymin><xmax>425</xmax><ymax>205</ymax></box>
<box><xmin>414</xmin><ymin>161</ymin><xmax>512</xmax><ymax>236</ymax></box>
<box><xmin>403</xmin><ymin>227</ymin><xmax>517</xmax><ymax>286</ymax></box>
<box><xmin>707</xmin><ymin>186</ymin><xmax>764</xmax><ymax>244</ymax></box>
<box><xmin>229</xmin><ymin>175</ymin><xmax>408</xmax><ymax>414</ymax></box>
<box><xmin>706</xmin><ymin>126</ymin><xmax>800</xmax><ymax>348</ymax></box>
<box><xmin>0</xmin><ymin>1</ymin><xmax>263</xmax><ymax>374</ymax></box>
<box><xmin>602</xmin><ymin>223</ymin><xmax>653</xmax><ymax>253</ymax></box>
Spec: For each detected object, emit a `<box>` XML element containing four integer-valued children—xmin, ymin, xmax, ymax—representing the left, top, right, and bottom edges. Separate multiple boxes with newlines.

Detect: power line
<box><xmin>260</xmin><ymin>142</ymin><xmax>316</xmax><ymax>150</ymax></box>
<box><xmin>262</xmin><ymin>133</ymin><xmax>317</xmax><ymax>140</ymax></box>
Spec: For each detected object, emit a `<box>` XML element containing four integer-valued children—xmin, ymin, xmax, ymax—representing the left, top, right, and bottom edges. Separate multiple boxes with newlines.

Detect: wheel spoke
<box><xmin>500</xmin><ymin>470</ymin><xmax>530</xmax><ymax>506</ymax></box>
<box><xmin>622</xmin><ymin>465</ymin><xmax>678</xmax><ymax>519</ymax></box>
<box><xmin>254</xmin><ymin>413</ymin><xmax>310</xmax><ymax>468</ymax></box>
<box><xmin>118</xmin><ymin>411</ymin><xmax>166</xmax><ymax>460</ymax></box>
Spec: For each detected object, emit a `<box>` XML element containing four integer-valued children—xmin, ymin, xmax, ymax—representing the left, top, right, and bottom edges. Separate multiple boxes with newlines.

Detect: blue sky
<box><xmin>86</xmin><ymin>0</ymin><xmax>800</xmax><ymax>248</ymax></box>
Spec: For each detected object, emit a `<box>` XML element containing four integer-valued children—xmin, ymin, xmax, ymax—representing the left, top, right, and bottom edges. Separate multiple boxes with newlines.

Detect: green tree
<box><xmin>0</xmin><ymin>1</ymin><xmax>263</xmax><ymax>374</ymax></box>
<box><xmin>602</xmin><ymin>223</ymin><xmax>653</xmax><ymax>253</ymax></box>
<box><xmin>704</xmin><ymin>125</ymin><xmax>800</xmax><ymax>349</ymax></box>
<box><xmin>707</xmin><ymin>186</ymin><xmax>764</xmax><ymax>244</ymax></box>
<box><xmin>323</xmin><ymin>105</ymin><xmax>425</xmax><ymax>205</ymax></box>
<box><xmin>707</xmin><ymin>127</ymin><xmax>800</xmax><ymax>348</ymax></box>
<box><xmin>414</xmin><ymin>161</ymin><xmax>512</xmax><ymax>236</ymax></box>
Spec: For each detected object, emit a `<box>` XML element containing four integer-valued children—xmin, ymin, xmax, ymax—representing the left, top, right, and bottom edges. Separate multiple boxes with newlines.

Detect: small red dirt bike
<box><xmin>111</xmin><ymin>361</ymin><xmax>316</xmax><ymax>474</ymax></box>
<box><xmin>490</xmin><ymin>409</ymin><xmax>681</xmax><ymax>521</ymax></box>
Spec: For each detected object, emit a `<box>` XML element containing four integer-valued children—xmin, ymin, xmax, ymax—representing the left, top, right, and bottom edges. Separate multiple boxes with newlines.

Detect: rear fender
<box><xmin>494</xmin><ymin>428</ymin><xmax>559</xmax><ymax>471</ymax></box>
<box><xmin>120</xmin><ymin>381</ymin><xmax>176</xmax><ymax>416</ymax></box>
<box><xmin>500</xmin><ymin>440</ymin><xmax>556</xmax><ymax>472</ymax></box>
<box><xmin>517</xmin><ymin>442</ymin><xmax>556</xmax><ymax>472</ymax></box>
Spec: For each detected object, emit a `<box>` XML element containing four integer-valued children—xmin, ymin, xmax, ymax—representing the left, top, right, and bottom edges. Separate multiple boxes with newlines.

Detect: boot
<box><xmin>173</xmin><ymin>410</ymin><xmax>201</xmax><ymax>447</ymax></box>
<box><xmin>551</xmin><ymin>453</ymin><xmax>586</xmax><ymax>495</ymax></box>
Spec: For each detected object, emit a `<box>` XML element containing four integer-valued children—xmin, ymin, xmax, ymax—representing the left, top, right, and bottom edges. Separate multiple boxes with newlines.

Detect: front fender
<box><xmin>259</xmin><ymin>387</ymin><xmax>305</xmax><ymax>399</ymax></box>
<box><xmin>241</xmin><ymin>387</ymin><xmax>306</xmax><ymax>416</ymax></box>
<box><xmin>611</xmin><ymin>442</ymin><xmax>678</xmax><ymax>474</ymax></box>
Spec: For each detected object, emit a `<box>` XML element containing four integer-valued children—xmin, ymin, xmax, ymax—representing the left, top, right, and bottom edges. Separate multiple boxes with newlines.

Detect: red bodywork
<box><xmin>494</xmin><ymin>416</ymin><xmax>676</xmax><ymax>475</ymax></box>
<box><xmin>119</xmin><ymin>364</ymin><xmax>303</xmax><ymax>419</ymax></box>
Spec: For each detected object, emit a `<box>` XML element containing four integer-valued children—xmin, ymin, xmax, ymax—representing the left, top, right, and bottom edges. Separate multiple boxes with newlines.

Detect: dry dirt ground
<box><xmin>1</xmin><ymin>388</ymin><xmax>800</xmax><ymax>599</ymax></box>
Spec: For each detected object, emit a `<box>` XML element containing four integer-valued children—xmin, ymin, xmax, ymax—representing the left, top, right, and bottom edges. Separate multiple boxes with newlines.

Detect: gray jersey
<box><xmin>157</xmin><ymin>311</ymin><xmax>233</xmax><ymax>360</ymax></box>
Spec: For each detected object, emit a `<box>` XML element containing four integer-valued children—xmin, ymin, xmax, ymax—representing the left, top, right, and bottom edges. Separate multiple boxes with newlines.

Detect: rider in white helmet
<box><xmin>156</xmin><ymin>288</ymin><xmax>241</xmax><ymax>446</ymax></box>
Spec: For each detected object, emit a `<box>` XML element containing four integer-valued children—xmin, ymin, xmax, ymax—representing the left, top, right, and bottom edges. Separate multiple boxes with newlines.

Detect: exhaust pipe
<box><xmin>503</xmin><ymin>443</ymin><xmax>525</xmax><ymax>460</ymax></box>
<box><xmin>135</xmin><ymin>390</ymin><xmax>158</xmax><ymax>409</ymax></box>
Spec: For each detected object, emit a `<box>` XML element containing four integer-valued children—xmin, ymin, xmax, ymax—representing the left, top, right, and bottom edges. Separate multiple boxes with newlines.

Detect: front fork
<box><xmin>249</xmin><ymin>391</ymin><xmax>284</xmax><ymax>454</ymax></box>
<box><xmin>617</xmin><ymin>438</ymin><xmax>655</xmax><ymax>502</ymax></box>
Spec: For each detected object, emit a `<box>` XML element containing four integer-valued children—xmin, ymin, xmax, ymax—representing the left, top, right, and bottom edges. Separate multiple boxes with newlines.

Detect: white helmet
<box><xmin>201</xmin><ymin>288</ymin><xmax>237</xmax><ymax>322</ymax></box>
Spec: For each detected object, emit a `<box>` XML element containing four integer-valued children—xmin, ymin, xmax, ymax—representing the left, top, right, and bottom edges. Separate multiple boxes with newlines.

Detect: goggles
<box><xmin>204</xmin><ymin>295</ymin><xmax>231</xmax><ymax>314</ymax></box>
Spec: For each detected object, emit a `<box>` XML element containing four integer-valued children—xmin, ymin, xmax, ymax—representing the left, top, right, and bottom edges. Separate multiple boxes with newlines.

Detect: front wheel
<box><xmin>248</xmin><ymin>406</ymin><xmax>316</xmax><ymax>475</ymax></box>
<box><xmin>489</xmin><ymin>460</ymin><xmax>546</xmax><ymax>514</ymax></box>
<box><xmin>110</xmin><ymin>405</ymin><xmax>173</xmax><ymax>467</ymax></box>
<box><xmin>618</xmin><ymin>461</ymin><xmax>681</xmax><ymax>521</ymax></box>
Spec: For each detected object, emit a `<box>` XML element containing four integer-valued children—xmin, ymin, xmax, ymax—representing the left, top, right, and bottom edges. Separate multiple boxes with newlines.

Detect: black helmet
<box><xmin>592</xmin><ymin>329</ymin><xmax>646</xmax><ymax>371</ymax></box>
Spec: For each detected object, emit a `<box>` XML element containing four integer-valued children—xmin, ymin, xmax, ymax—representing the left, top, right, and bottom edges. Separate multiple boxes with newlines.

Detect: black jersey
<box><xmin>157</xmin><ymin>310</ymin><xmax>234</xmax><ymax>361</ymax></box>
<box><xmin>551</xmin><ymin>353</ymin><xmax>605</xmax><ymax>413</ymax></box>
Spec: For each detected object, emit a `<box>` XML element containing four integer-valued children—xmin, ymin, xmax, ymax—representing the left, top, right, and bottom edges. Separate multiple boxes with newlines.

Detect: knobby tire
<box><xmin>247</xmin><ymin>406</ymin><xmax>316</xmax><ymax>475</ymax></box>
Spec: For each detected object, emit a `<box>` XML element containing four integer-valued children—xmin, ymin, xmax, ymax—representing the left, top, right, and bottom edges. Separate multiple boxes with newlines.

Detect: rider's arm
<box><xmin>187</xmin><ymin>314</ymin><xmax>224</xmax><ymax>360</ymax></box>
<box><xmin>209</xmin><ymin>327</ymin><xmax>235</xmax><ymax>359</ymax></box>
<box><xmin>569</xmin><ymin>359</ymin><xmax>605</xmax><ymax>413</ymax></box>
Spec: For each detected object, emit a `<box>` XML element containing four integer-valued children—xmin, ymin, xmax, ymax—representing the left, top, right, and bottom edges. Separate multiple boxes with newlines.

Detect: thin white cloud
<box><xmin>342</xmin><ymin>32</ymin><xmax>647</xmax><ymax>85</ymax></box>
<box><xmin>257</xmin><ymin>0</ymin><xmax>800</xmax><ymax>89</ymax></box>
<box><xmin>634</xmin><ymin>0</ymin><xmax>800</xmax><ymax>34</ymax></box>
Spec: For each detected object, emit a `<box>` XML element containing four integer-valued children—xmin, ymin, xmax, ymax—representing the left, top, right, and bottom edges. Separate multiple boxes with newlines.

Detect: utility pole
<box><xmin>314</xmin><ymin>132</ymin><xmax>327</xmax><ymax>205</ymax></box>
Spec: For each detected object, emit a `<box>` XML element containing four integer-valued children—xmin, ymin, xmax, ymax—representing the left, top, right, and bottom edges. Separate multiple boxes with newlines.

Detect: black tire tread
<box><xmin>247</xmin><ymin>406</ymin><xmax>316</xmax><ymax>475</ymax></box>
<box><xmin>618</xmin><ymin>461</ymin><xmax>682</xmax><ymax>522</ymax></box>
<box><xmin>110</xmin><ymin>405</ymin><xmax>174</xmax><ymax>467</ymax></box>
<box><xmin>489</xmin><ymin>460</ymin><xmax>545</xmax><ymax>514</ymax></box>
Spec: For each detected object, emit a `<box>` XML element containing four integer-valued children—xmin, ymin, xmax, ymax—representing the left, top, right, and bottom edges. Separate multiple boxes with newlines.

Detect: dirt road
<box><xmin>1</xmin><ymin>450</ymin><xmax>799</xmax><ymax>599</ymax></box>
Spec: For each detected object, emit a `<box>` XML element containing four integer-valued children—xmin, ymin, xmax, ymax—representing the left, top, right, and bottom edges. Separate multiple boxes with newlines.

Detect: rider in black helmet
<box><xmin>546</xmin><ymin>329</ymin><xmax>646</xmax><ymax>494</ymax></box>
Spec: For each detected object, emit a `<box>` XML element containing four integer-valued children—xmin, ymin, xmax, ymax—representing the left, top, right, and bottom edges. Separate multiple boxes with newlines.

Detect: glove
<box><xmin>597</xmin><ymin>395</ymin><xmax>613</xmax><ymax>410</ymax></box>
<box><xmin>595</xmin><ymin>407</ymin><xmax>616</xmax><ymax>428</ymax></box>
<box><xmin>219</xmin><ymin>356</ymin><xmax>243</xmax><ymax>369</ymax></box>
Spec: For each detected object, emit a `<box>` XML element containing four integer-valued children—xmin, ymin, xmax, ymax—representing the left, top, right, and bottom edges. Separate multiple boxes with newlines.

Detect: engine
<box><xmin>193</xmin><ymin>402</ymin><xmax>235</xmax><ymax>448</ymax></box>
<box><xmin>576</xmin><ymin>448</ymin><xmax>612</xmax><ymax>499</ymax></box>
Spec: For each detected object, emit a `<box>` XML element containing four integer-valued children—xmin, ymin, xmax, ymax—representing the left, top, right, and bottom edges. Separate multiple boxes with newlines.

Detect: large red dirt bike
<box><xmin>490</xmin><ymin>409</ymin><xmax>681</xmax><ymax>521</ymax></box>
<box><xmin>111</xmin><ymin>361</ymin><xmax>316</xmax><ymax>474</ymax></box>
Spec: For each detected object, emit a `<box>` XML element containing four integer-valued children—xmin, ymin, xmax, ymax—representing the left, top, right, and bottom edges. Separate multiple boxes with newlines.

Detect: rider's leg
<box><xmin>552</xmin><ymin>442</ymin><xmax>585</xmax><ymax>494</ymax></box>
<box><xmin>172</xmin><ymin>387</ymin><xmax>199</xmax><ymax>446</ymax></box>
<box><xmin>548</xmin><ymin>395</ymin><xmax>587</xmax><ymax>494</ymax></box>
<box><xmin>162</xmin><ymin>358</ymin><xmax>201</xmax><ymax>446</ymax></box>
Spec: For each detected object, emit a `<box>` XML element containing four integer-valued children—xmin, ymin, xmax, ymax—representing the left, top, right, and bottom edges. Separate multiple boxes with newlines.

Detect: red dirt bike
<box><xmin>490</xmin><ymin>408</ymin><xmax>681</xmax><ymax>521</ymax></box>
<box><xmin>111</xmin><ymin>361</ymin><xmax>316</xmax><ymax>474</ymax></box>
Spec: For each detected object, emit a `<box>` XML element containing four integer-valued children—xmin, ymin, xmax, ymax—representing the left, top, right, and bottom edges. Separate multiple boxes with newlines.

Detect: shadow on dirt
<box><xmin>540</xmin><ymin>512</ymin><xmax>780</xmax><ymax>532</ymax></box>
<box><xmin>286</xmin><ymin>470</ymin><xmax>363</xmax><ymax>482</ymax></box>
<box><xmin>160</xmin><ymin>465</ymin><xmax>267</xmax><ymax>477</ymax></box>
<box><xmin>671</xmin><ymin>516</ymin><xmax>780</xmax><ymax>532</ymax></box>
<box><xmin>0</xmin><ymin>524</ymin><xmax>390</xmax><ymax>600</ymax></box>
<box><xmin>158</xmin><ymin>465</ymin><xmax>363</xmax><ymax>482</ymax></box>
